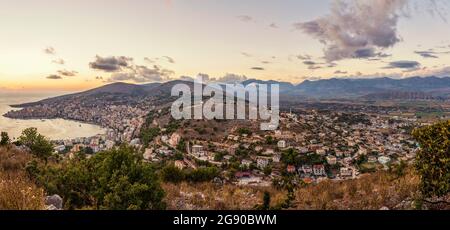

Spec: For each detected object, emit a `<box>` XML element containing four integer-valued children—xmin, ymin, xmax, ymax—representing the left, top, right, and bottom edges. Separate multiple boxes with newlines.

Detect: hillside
<box><xmin>290</xmin><ymin>76</ymin><xmax>450</xmax><ymax>99</ymax></box>
<box><xmin>10</xmin><ymin>77</ymin><xmax>450</xmax><ymax>109</ymax></box>
<box><xmin>162</xmin><ymin>167</ymin><xmax>450</xmax><ymax>210</ymax></box>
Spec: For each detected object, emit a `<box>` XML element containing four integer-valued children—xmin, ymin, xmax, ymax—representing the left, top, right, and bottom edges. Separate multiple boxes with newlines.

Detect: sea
<box><xmin>0</xmin><ymin>92</ymin><xmax>106</xmax><ymax>141</ymax></box>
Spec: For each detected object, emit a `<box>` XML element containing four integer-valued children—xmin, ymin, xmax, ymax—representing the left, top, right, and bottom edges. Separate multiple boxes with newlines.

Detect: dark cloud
<box><xmin>269</xmin><ymin>23</ymin><xmax>278</xmax><ymax>28</ymax></box>
<box><xmin>89</xmin><ymin>55</ymin><xmax>133</xmax><ymax>72</ymax></box>
<box><xmin>353</xmin><ymin>48</ymin><xmax>377</xmax><ymax>58</ymax></box>
<box><xmin>334</xmin><ymin>70</ymin><xmax>348</xmax><ymax>74</ymax></box>
<box><xmin>415</xmin><ymin>50</ymin><xmax>439</xmax><ymax>58</ymax></box>
<box><xmin>46</xmin><ymin>74</ymin><xmax>62</xmax><ymax>80</ymax></box>
<box><xmin>52</xmin><ymin>58</ymin><xmax>65</xmax><ymax>65</ymax></box>
<box><xmin>237</xmin><ymin>15</ymin><xmax>253</xmax><ymax>22</ymax></box>
<box><xmin>303</xmin><ymin>61</ymin><xmax>317</xmax><ymax>66</ymax></box>
<box><xmin>163</xmin><ymin>56</ymin><xmax>175</xmax><ymax>64</ymax></box>
<box><xmin>44</xmin><ymin>47</ymin><xmax>55</xmax><ymax>55</ymax></box>
<box><xmin>303</xmin><ymin>60</ymin><xmax>323</xmax><ymax>70</ymax></box>
<box><xmin>57</xmin><ymin>69</ymin><xmax>78</xmax><ymax>77</ymax></box>
<box><xmin>385</xmin><ymin>61</ymin><xmax>421</xmax><ymax>69</ymax></box>
<box><xmin>251</xmin><ymin>67</ymin><xmax>265</xmax><ymax>71</ymax></box>
<box><xmin>261</xmin><ymin>61</ymin><xmax>271</xmax><ymax>64</ymax></box>
<box><xmin>294</xmin><ymin>0</ymin><xmax>407</xmax><ymax>62</ymax></box>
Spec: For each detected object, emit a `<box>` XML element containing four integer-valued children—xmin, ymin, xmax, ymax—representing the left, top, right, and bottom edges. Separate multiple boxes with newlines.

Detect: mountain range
<box><xmin>12</xmin><ymin>76</ymin><xmax>450</xmax><ymax>108</ymax></box>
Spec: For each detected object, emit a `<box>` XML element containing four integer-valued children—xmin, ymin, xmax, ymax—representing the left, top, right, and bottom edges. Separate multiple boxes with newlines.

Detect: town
<box><xmin>45</xmin><ymin>106</ymin><xmax>421</xmax><ymax>187</ymax></box>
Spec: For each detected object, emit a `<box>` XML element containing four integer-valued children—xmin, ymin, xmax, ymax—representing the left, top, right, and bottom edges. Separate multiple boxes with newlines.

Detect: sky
<box><xmin>1</xmin><ymin>0</ymin><xmax>450</xmax><ymax>91</ymax></box>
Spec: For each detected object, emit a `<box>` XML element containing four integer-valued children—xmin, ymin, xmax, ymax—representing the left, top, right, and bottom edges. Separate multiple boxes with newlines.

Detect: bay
<box><xmin>0</xmin><ymin>92</ymin><xmax>106</xmax><ymax>140</ymax></box>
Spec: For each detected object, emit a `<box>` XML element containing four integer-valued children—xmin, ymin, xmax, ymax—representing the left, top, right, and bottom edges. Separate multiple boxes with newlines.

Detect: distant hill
<box><xmin>290</xmin><ymin>76</ymin><xmax>450</xmax><ymax>99</ymax></box>
<box><xmin>361</xmin><ymin>91</ymin><xmax>435</xmax><ymax>101</ymax></box>
<box><xmin>13</xmin><ymin>76</ymin><xmax>450</xmax><ymax>108</ymax></box>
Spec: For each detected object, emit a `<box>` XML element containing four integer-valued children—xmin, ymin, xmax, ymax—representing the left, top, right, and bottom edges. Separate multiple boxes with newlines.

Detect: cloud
<box><xmin>89</xmin><ymin>55</ymin><xmax>133</xmax><ymax>72</ymax></box>
<box><xmin>334</xmin><ymin>70</ymin><xmax>348</xmax><ymax>74</ymax></box>
<box><xmin>251</xmin><ymin>67</ymin><xmax>265</xmax><ymax>71</ymax></box>
<box><xmin>52</xmin><ymin>58</ymin><xmax>65</xmax><ymax>65</ymax></box>
<box><xmin>57</xmin><ymin>69</ymin><xmax>78</xmax><ymax>77</ymax></box>
<box><xmin>261</xmin><ymin>61</ymin><xmax>271</xmax><ymax>64</ymax></box>
<box><xmin>303</xmin><ymin>60</ymin><xmax>324</xmax><ymax>70</ymax></box>
<box><xmin>405</xmin><ymin>66</ymin><xmax>450</xmax><ymax>77</ymax></box>
<box><xmin>178</xmin><ymin>75</ymin><xmax>195</xmax><ymax>82</ymax></box>
<box><xmin>269</xmin><ymin>23</ymin><xmax>278</xmax><ymax>28</ymax></box>
<box><xmin>303</xmin><ymin>61</ymin><xmax>317</xmax><ymax>66</ymax></box>
<box><xmin>385</xmin><ymin>60</ymin><xmax>421</xmax><ymax>69</ymax></box>
<box><xmin>241</xmin><ymin>52</ymin><xmax>252</xmax><ymax>57</ymax></box>
<box><xmin>215</xmin><ymin>73</ymin><xmax>248</xmax><ymax>83</ymax></box>
<box><xmin>415</xmin><ymin>50</ymin><xmax>439</xmax><ymax>58</ymax></box>
<box><xmin>294</xmin><ymin>0</ymin><xmax>408</xmax><ymax>62</ymax></box>
<box><xmin>46</xmin><ymin>74</ymin><xmax>62</xmax><ymax>80</ymax></box>
<box><xmin>108</xmin><ymin>65</ymin><xmax>173</xmax><ymax>83</ymax></box>
<box><xmin>44</xmin><ymin>47</ymin><xmax>55</xmax><ymax>55</ymax></box>
<box><xmin>144</xmin><ymin>57</ymin><xmax>157</xmax><ymax>63</ymax></box>
<box><xmin>163</xmin><ymin>56</ymin><xmax>175</xmax><ymax>64</ymax></box>
<box><xmin>237</xmin><ymin>15</ymin><xmax>253</xmax><ymax>22</ymax></box>
<box><xmin>297</xmin><ymin>54</ymin><xmax>312</xmax><ymax>60</ymax></box>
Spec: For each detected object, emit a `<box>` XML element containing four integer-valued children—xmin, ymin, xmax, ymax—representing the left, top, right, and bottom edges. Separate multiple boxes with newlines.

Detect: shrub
<box><xmin>412</xmin><ymin>120</ymin><xmax>450</xmax><ymax>198</ymax></box>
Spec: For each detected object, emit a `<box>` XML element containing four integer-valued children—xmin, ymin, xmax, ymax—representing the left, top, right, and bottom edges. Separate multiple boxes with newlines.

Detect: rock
<box><xmin>46</xmin><ymin>204</ymin><xmax>58</xmax><ymax>210</ymax></box>
<box><xmin>45</xmin><ymin>194</ymin><xmax>63</xmax><ymax>210</ymax></box>
<box><xmin>379</xmin><ymin>206</ymin><xmax>390</xmax><ymax>210</ymax></box>
<box><xmin>213</xmin><ymin>177</ymin><xmax>223</xmax><ymax>185</ymax></box>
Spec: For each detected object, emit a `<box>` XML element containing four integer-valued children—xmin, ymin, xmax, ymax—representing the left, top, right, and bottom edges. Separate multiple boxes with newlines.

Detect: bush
<box><xmin>186</xmin><ymin>167</ymin><xmax>219</xmax><ymax>183</ymax></box>
<box><xmin>0</xmin><ymin>132</ymin><xmax>10</xmax><ymax>146</ymax></box>
<box><xmin>412</xmin><ymin>120</ymin><xmax>450</xmax><ymax>198</ymax></box>
<box><xmin>161</xmin><ymin>165</ymin><xmax>185</xmax><ymax>183</ymax></box>
<box><xmin>32</xmin><ymin>145</ymin><xmax>166</xmax><ymax>210</ymax></box>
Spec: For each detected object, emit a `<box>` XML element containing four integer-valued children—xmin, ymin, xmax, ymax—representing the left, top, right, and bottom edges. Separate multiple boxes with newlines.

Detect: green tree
<box><xmin>18</xmin><ymin>128</ymin><xmax>53</xmax><ymax>161</ymax></box>
<box><xmin>412</xmin><ymin>120</ymin><xmax>450</xmax><ymax>198</ymax></box>
<box><xmin>160</xmin><ymin>164</ymin><xmax>185</xmax><ymax>183</ymax></box>
<box><xmin>237</xmin><ymin>128</ymin><xmax>252</xmax><ymax>136</ymax></box>
<box><xmin>256</xmin><ymin>191</ymin><xmax>271</xmax><ymax>210</ymax></box>
<box><xmin>177</xmin><ymin>138</ymin><xmax>186</xmax><ymax>152</ymax></box>
<box><xmin>0</xmin><ymin>132</ymin><xmax>10</xmax><ymax>146</ymax></box>
<box><xmin>265</xmin><ymin>136</ymin><xmax>275</xmax><ymax>145</ymax></box>
<box><xmin>281</xmin><ymin>148</ymin><xmax>298</xmax><ymax>165</ymax></box>
<box><xmin>263</xmin><ymin>166</ymin><xmax>272</xmax><ymax>176</ymax></box>
<box><xmin>32</xmin><ymin>145</ymin><xmax>166</xmax><ymax>210</ymax></box>
<box><xmin>140</xmin><ymin>127</ymin><xmax>160</xmax><ymax>146</ymax></box>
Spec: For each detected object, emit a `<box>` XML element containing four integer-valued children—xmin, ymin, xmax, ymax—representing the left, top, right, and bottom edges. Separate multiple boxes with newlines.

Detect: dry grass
<box><xmin>0</xmin><ymin>146</ymin><xmax>32</xmax><ymax>172</ymax></box>
<box><xmin>163</xmin><ymin>182</ymin><xmax>286</xmax><ymax>210</ymax></box>
<box><xmin>163</xmin><ymin>169</ymin><xmax>421</xmax><ymax>210</ymax></box>
<box><xmin>0</xmin><ymin>171</ymin><xmax>45</xmax><ymax>210</ymax></box>
<box><xmin>0</xmin><ymin>146</ymin><xmax>45</xmax><ymax>210</ymax></box>
<box><xmin>293</xmin><ymin>169</ymin><xmax>420</xmax><ymax>210</ymax></box>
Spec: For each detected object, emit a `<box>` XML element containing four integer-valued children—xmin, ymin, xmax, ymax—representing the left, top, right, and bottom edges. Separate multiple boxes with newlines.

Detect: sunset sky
<box><xmin>1</xmin><ymin>0</ymin><xmax>450</xmax><ymax>91</ymax></box>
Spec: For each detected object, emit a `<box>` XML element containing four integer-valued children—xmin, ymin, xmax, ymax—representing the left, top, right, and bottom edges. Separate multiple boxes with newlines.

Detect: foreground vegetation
<box><xmin>0</xmin><ymin>120</ymin><xmax>449</xmax><ymax>210</ymax></box>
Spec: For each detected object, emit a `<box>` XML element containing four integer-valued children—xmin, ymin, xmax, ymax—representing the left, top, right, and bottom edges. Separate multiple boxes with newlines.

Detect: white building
<box><xmin>340</xmin><ymin>167</ymin><xmax>353</xmax><ymax>178</ymax></box>
<box><xmin>241</xmin><ymin>159</ymin><xmax>252</xmax><ymax>168</ymax></box>
<box><xmin>256</xmin><ymin>157</ymin><xmax>270</xmax><ymax>169</ymax></box>
<box><xmin>313</xmin><ymin>165</ymin><xmax>326</xmax><ymax>176</ymax></box>
<box><xmin>277</xmin><ymin>140</ymin><xmax>287</xmax><ymax>149</ymax></box>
